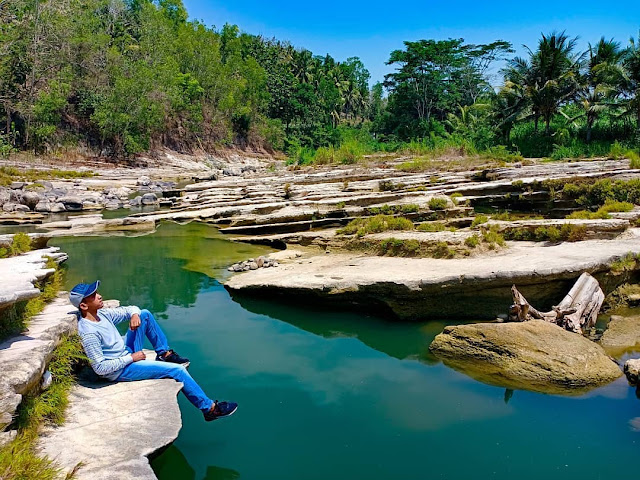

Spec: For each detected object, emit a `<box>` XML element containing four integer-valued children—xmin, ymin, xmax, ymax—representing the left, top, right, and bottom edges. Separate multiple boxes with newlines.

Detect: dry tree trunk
<box><xmin>509</xmin><ymin>272</ymin><xmax>605</xmax><ymax>334</ymax></box>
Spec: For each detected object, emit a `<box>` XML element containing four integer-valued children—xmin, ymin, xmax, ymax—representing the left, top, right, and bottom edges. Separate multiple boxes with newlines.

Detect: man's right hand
<box><xmin>131</xmin><ymin>351</ymin><xmax>146</xmax><ymax>362</ymax></box>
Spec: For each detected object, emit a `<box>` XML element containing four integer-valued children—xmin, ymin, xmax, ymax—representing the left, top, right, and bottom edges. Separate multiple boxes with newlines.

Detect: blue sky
<box><xmin>183</xmin><ymin>1</ymin><xmax>638</xmax><ymax>85</ymax></box>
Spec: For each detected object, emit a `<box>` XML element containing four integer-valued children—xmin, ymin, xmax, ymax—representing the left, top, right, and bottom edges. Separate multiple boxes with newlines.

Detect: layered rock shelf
<box><xmin>0</xmin><ymin>247</ymin><xmax>67</xmax><ymax>310</ymax></box>
<box><xmin>0</xmin><ymin>294</ymin><xmax>77</xmax><ymax>443</ymax></box>
<box><xmin>224</xmin><ymin>231</ymin><xmax>640</xmax><ymax>320</ymax></box>
<box><xmin>37</xmin><ymin>351</ymin><xmax>183</xmax><ymax>480</ymax></box>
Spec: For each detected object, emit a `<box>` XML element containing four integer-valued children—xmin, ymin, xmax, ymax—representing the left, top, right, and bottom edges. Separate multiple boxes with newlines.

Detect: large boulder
<box><xmin>599</xmin><ymin>315</ymin><xmax>640</xmax><ymax>357</ymax></box>
<box><xmin>21</xmin><ymin>191</ymin><xmax>41</xmax><ymax>210</ymax></box>
<box><xmin>624</xmin><ymin>359</ymin><xmax>640</xmax><ymax>385</ymax></box>
<box><xmin>58</xmin><ymin>195</ymin><xmax>83</xmax><ymax>211</ymax></box>
<box><xmin>35</xmin><ymin>200</ymin><xmax>51</xmax><ymax>213</ymax></box>
<box><xmin>141</xmin><ymin>192</ymin><xmax>158</xmax><ymax>205</ymax></box>
<box><xmin>429</xmin><ymin>320</ymin><xmax>622</xmax><ymax>395</ymax></box>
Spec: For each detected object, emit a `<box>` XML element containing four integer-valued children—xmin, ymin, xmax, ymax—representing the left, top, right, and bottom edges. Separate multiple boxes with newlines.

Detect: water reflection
<box><xmin>52</xmin><ymin>221</ymin><xmax>273</xmax><ymax>314</ymax></box>
<box><xmin>229</xmin><ymin>293</ymin><xmax>472</xmax><ymax>365</ymax></box>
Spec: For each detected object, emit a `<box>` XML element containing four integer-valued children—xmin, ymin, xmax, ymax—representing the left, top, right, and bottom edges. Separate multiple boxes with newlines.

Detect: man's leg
<box><xmin>125</xmin><ymin>309</ymin><xmax>170</xmax><ymax>356</ymax></box>
<box><xmin>116</xmin><ymin>360</ymin><xmax>213</xmax><ymax>412</ymax></box>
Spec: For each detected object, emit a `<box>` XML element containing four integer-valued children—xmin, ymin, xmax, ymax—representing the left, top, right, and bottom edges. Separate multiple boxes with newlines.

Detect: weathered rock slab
<box><xmin>599</xmin><ymin>315</ymin><xmax>640</xmax><ymax>356</ymax></box>
<box><xmin>0</xmin><ymin>295</ymin><xmax>77</xmax><ymax>429</ymax></box>
<box><xmin>37</xmin><ymin>356</ymin><xmax>182</xmax><ymax>480</ymax></box>
<box><xmin>624</xmin><ymin>358</ymin><xmax>640</xmax><ymax>385</ymax></box>
<box><xmin>429</xmin><ymin>320</ymin><xmax>622</xmax><ymax>394</ymax></box>
<box><xmin>225</xmin><ymin>232</ymin><xmax>640</xmax><ymax>320</ymax></box>
<box><xmin>0</xmin><ymin>247</ymin><xmax>67</xmax><ymax>309</ymax></box>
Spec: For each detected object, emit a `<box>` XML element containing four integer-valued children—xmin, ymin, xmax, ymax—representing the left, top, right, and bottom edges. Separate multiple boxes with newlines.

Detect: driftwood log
<box><xmin>509</xmin><ymin>272</ymin><xmax>605</xmax><ymax>333</ymax></box>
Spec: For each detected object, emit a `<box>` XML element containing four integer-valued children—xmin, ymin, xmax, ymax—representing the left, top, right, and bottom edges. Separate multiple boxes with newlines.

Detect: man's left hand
<box><xmin>130</xmin><ymin>313</ymin><xmax>141</xmax><ymax>331</ymax></box>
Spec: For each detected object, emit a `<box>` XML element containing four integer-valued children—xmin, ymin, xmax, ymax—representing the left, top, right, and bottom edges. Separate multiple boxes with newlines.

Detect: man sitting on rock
<box><xmin>70</xmin><ymin>280</ymin><xmax>237</xmax><ymax>422</ymax></box>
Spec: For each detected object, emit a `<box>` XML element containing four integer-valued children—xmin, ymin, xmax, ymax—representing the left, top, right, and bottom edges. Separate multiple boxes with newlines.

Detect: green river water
<box><xmin>51</xmin><ymin>221</ymin><xmax>640</xmax><ymax>480</ymax></box>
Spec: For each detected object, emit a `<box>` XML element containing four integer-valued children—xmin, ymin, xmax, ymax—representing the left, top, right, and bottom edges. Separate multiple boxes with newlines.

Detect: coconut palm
<box><xmin>502</xmin><ymin>31</ymin><xmax>583</xmax><ymax>135</ymax></box>
<box><xmin>620</xmin><ymin>33</ymin><xmax>640</xmax><ymax>135</ymax></box>
<box><xmin>564</xmin><ymin>37</ymin><xmax>625</xmax><ymax>142</ymax></box>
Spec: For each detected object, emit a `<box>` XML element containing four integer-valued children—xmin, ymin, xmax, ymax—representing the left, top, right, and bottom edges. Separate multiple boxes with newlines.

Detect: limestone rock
<box><xmin>141</xmin><ymin>193</ymin><xmax>158</xmax><ymax>205</ymax></box>
<box><xmin>10</xmin><ymin>181</ymin><xmax>25</xmax><ymax>190</ymax></box>
<box><xmin>21</xmin><ymin>191</ymin><xmax>41</xmax><ymax>209</ymax></box>
<box><xmin>137</xmin><ymin>175</ymin><xmax>151</xmax><ymax>186</ymax></box>
<box><xmin>599</xmin><ymin>315</ymin><xmax>640</xmax><ymax>356</ymax></box>
<box><xmin>429</xmin><ymin>320</ymin><xmax>622</xmax><ymax>395</ymax></box>
<box><xmin>129</xmin><ymin>195</ymin><xmax>142</xmax><ymax>206</ymax></box>
<box><xmin>624</xmin><ymin>358</ymin><xmax>640</xmax><ymax>385</ymax></box>
<box><xmin>58</xmin><ymin>195</ymin><xmax>83</xmax><ymax>211</ymax></box>
<box><xmin>37</xmin><ymin>352</ymin><xmax>182</xmax><ymax>480</ymax></box>
<box><xmin>0</xmin><ymin>295</ymin><xmax>77</xmax><ymax>430</ymax></box>
<box><xmin>50</xmin><ymin>202</ymin><xmax>66</xmax><ymax>213</ymax></box>
<box><xmin>35</xmin><ymin>200</ymin><xmax>51</xmax><ymax>212</ymax></box>
<box><xmin>0</xmin><ymin>188</ymin><xmax>10</xmax><ymax>206</ymax></box>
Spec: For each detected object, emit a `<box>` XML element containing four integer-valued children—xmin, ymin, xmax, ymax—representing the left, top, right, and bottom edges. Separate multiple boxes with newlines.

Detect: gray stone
<box><xmin>429</xmin><ymin>320</ymin><xmax>622</xmax><ymax>395</ymax></box>
<box><xmin>35</xmin><ymin>200</ymin><xmax>51</xmax><ymax>213</ymax></box>
<box><xmin>0</xmin><ymin>188</ymin><xmax>10</xmax><ymax>206</ymax></box>
<box><xmin>249</xmin><ymin>262</ymin><xmax>258</xmax><ymax>270</ymax></box>
<box><xmin>599</xmin><ymin>315</ymin><xmax>640</xmax><ymax>356</ymax></box>
<box><xmin>2</xmin><ymin>202</ymin><xmax>17</xmax><ymax>212</ymax></box>
<box><xmin>58</xmin><ymin>196</ymin><xmax>84</xmax><ymax>211</ymax></box>
<box><xmin>105</xmin><ymin>201</ymin><xmax>123</xmax><ymax>210</ymax></box>
<box><xmin>141</xmin><ymin>193</ymin><xmax>158</xmax><ymax>205</ymax></box>
<box><xmin>223</xmin><ymin>166</ymin><xmax>242</xmax><ymax>176</ymax></box>
<box><xmin>624</xmin><ymin>359</ymin><xmax>640</xmax><ymax>385</ymax></box>
<box><xmin>10</xmin><ymin>181</ymin><xmax>25</xmax><ymax>190</ymax></box>
<box><xmin>50</xmin><ymin>202</ymin><xmax>66</xmax><ymax>213</ymax></box>
<box><xmin>21</xmin><ymin>191</ymin><xmax>41</xmax><ymax>209</ymax></box>
<box><xmin>129</xmin><ymin>196</ymin><xmax>142</xmax><ymax>206</ymax></box>
<box><xmin>37</xmin><ymin>351</ymin><xmax>182</xmax><ymax>480</ymax></box>
<box><xmin>105</xmin><ymin>186</ymin><xmax>132</xmax><ymax>199</ymax></box>
<box><xmin>137</xmin><ymin>175</ymin><xmax>151</xmax><ymax>186</ymax></box>
<box><xmin>82</xmin><ymin>200</ymin><xmax>101</xmax><ymax>210</ymax></box>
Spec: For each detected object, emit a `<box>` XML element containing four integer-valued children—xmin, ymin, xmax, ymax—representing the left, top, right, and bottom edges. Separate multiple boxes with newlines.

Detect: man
<box><xmin>70</xmin><ymin>280</ymin><xmax>237</xmax><ymax>421</ymax></box>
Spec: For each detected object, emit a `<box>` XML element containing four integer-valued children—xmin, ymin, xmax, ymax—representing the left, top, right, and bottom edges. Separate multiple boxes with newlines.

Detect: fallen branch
<box><xmin>509</xmin><ymin>272</ymin><xmax>604</xmax><ymax>333</ymax></box>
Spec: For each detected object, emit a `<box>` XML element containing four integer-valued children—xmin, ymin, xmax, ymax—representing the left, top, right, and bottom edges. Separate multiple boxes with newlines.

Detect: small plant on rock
<box><xmin>428</xmin><ymin>197</ymin><xmax>448</xmax><ymax>211</ymax></box>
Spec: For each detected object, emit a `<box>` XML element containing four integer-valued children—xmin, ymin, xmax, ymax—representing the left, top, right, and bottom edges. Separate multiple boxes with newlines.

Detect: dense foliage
<box><xmin>0</xmin><ymin>0</ymin><xmax>638</xmax><ymax>160</ymax></box>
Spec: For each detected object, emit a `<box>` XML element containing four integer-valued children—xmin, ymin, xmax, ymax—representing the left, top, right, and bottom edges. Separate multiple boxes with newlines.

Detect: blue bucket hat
<box><xmin>69</xmin><ymin>280</ymin><xmax>100</xmax><ymax>308</ymax></box>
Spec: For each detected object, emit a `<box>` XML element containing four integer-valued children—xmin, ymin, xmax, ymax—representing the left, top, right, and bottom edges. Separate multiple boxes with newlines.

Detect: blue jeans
<box><xmin>116</xmin><ymin>310</ymin><xmax>213</xmax><ymax>412</ymax></box>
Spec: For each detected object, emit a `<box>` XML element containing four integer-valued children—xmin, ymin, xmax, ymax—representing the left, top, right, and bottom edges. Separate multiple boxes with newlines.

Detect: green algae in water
<box><xmin>51</xmin><ymin>223</ymin><xmax>640</xmax><ymax>480</ymax></box>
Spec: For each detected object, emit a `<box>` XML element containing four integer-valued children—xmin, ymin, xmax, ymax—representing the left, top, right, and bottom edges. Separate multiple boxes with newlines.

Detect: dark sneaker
<box><xmin>204</xmin><ymin>401</ymin><xmax>238</xmax><ymax>422</ymax></box>
<box><xmin>156</xmin><ymin>350</ymin><xmax>190</xmax><ymax>368</ymax></box>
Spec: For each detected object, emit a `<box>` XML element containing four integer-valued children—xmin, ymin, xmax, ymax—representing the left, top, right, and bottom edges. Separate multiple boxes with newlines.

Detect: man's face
<box><xmin>80</xmin><ymin>291</ymin><xmax>103</xmax><ymax>312</ymax></box>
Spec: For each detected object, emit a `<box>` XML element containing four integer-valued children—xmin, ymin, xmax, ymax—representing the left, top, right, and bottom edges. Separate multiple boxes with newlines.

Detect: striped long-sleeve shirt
<box><xmin>77</xmin><ymin>306</ymin><xmax>141</xmax><ymax>380</ymax></box>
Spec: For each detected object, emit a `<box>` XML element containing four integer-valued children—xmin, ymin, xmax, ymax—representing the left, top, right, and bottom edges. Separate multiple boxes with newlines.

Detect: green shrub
<box><xmin>471</xmin><ymin>215</ymin><xmax>488</xmax><ymax>227</ymax></box>
<box><xmin>610</xmin><ymin>253</ymin><xmax>639</xmax><ymax>274</ymax></box>
<box><xmin>417</xmin><ymin>222</ymin><xmax>446</xmax><ymax>232</ymax></box>
<box><xmin>433</xmin><ymin>241</ymin><xmax>455</xmax><ymax>258</ymax></box>
<box><xmin>428</xmin><ymin>197</ymin><xmax>448</xmax><ymax>210</ymax></box>
<box><xmin>337</xmin><ymin>215</ymin><xmax>414</xmax><ymax>236</ymax></box>
<box><xmin>464</xmin><ymin>235</ymin><xmax>480</xmax><ymax>248</ymax></box>
<box><xmin>481</xmin><ymin>226</ymin><xmax>506</xmax><ymax>248</ymax></box>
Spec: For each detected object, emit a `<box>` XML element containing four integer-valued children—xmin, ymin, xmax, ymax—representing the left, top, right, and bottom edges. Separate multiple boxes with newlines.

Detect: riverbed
<box><xmin>51</xmin><ymin>222</ymin><xmax>640</xmax><ymax>480</ymax></box>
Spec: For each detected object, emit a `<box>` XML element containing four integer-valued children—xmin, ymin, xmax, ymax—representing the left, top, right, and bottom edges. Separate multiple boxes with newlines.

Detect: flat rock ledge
<box><xmin>429</xmin><ymin>320</ymin><xmax>622</xmax><ymax>395</ymax></box>
<box><xmin>37</xmin><ymin>351</ymin><xmax>182</xmax><ymax>480</ymax></box>
<box><xmin>599</xmin><ymin>315</ymin><xmax>640</xmax><ymax>357</ymax></box>
<box><xmin>225</xmin><ymin>232</ymin><xmax>640</xmax><ymax>320</ymax></box>
<box><xmin>0</xmin><ymin>247</ymin><xmax>67</xmax><ymax>309</ymax></box>
<box><xmin>0</xmin><ymin>294</ymin><xmax>77</xmax><ymax>438</ymax></box>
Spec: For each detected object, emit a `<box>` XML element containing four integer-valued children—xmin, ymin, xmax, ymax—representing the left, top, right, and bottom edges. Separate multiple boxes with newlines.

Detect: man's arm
<box><xmin>101</xmin><ymin>306</ymin><xmax>142</xmax><ymax>327</ymax></box>
<box><xmin>80</xmin><ymin>332</ymin><xmax>134</xmax><ymax>376</ymax></box>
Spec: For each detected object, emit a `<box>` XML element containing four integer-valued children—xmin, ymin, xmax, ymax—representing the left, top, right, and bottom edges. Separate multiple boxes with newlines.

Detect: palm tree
<box><xmin>620</xmin><ymin>33</ymin><xmax>640</xmax><ymax>135</ymax></box>
<box><xmin>565</xmin><ymin>38</ymin><xmax>624</xmax><ymax>142</ymax></box>
<box><xmin>502</xmin><ymin>31</ymin><xmax>583</xmax><ymax>135</ymax></box>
